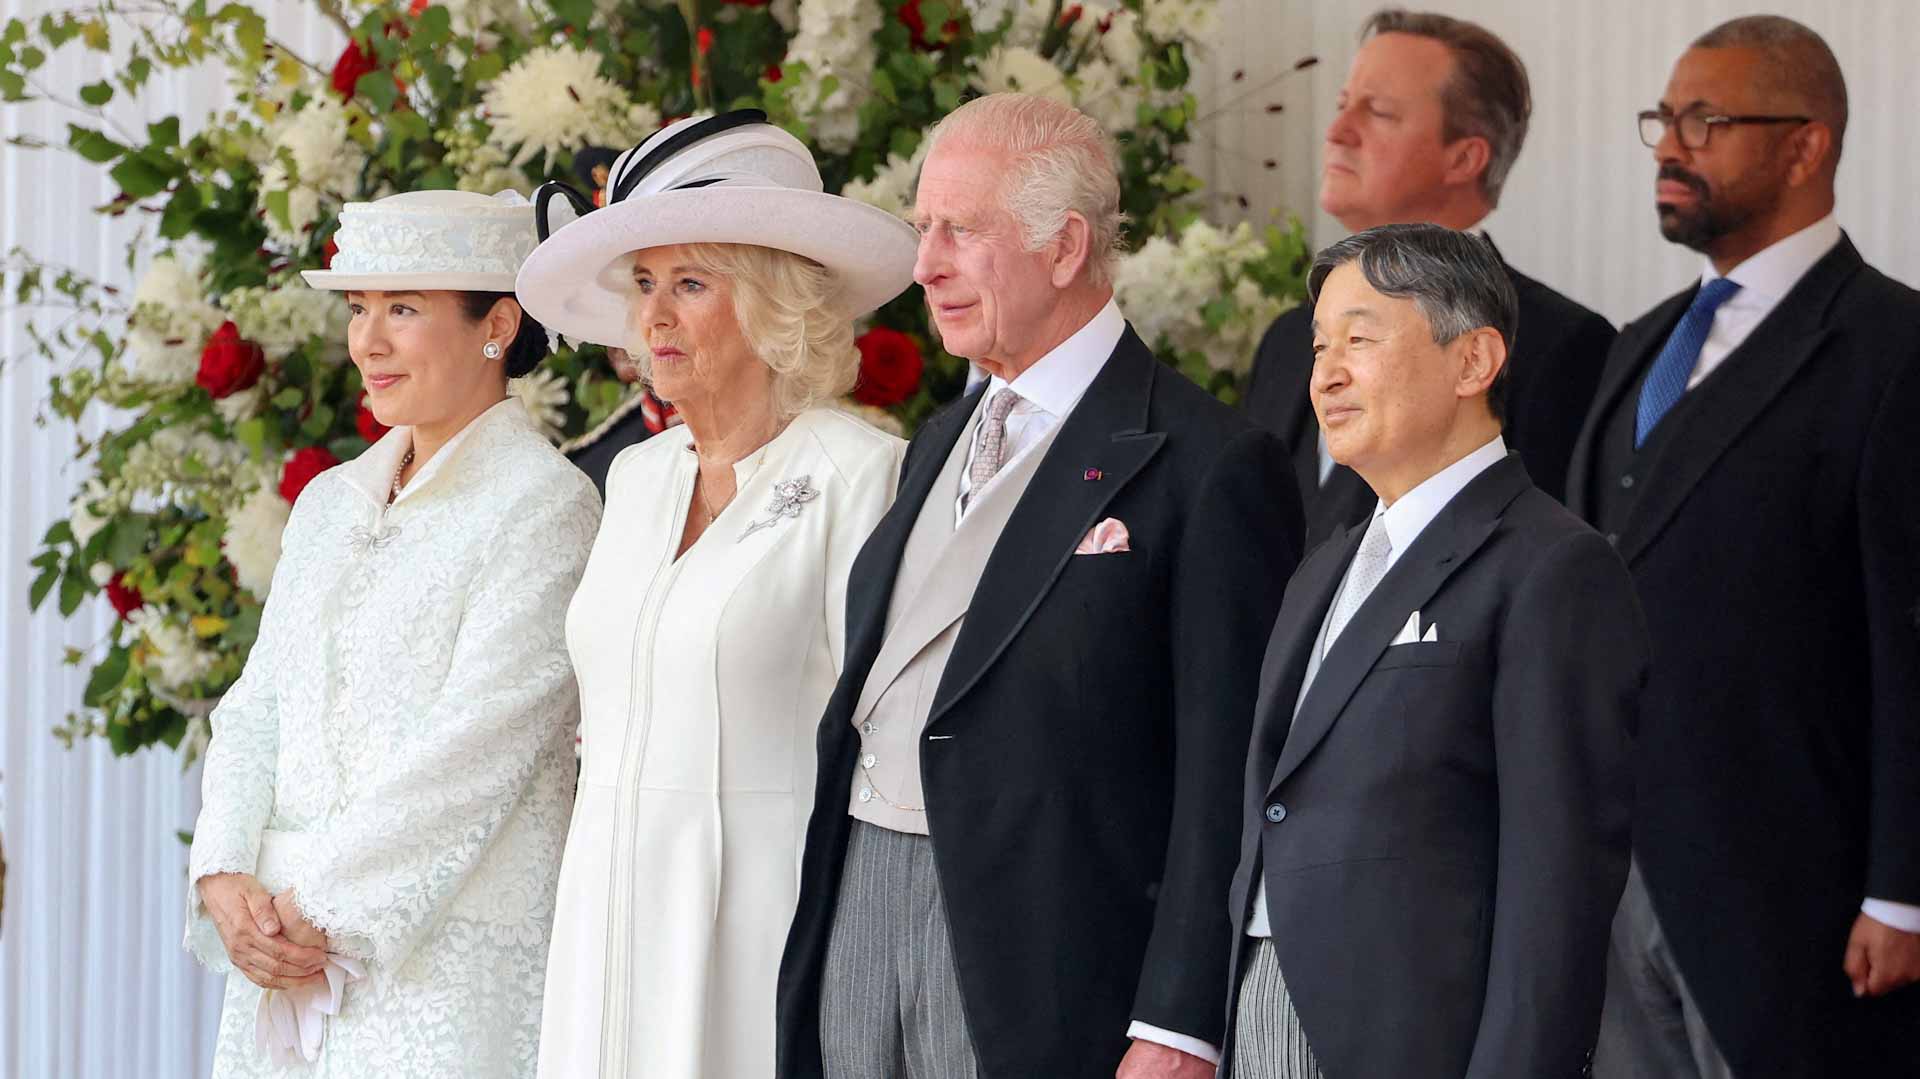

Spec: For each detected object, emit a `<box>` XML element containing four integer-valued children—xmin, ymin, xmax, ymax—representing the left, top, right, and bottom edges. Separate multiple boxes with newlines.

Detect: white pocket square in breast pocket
<box><xmin>1074</xmin><ymin>517</ymin><xmax>1130</xmax><ymax>555</ymax></box>
<box><xmin>1390</xmin><ymin>611</ymin><xmax>1441</xmax><ymax>645</ymax></box>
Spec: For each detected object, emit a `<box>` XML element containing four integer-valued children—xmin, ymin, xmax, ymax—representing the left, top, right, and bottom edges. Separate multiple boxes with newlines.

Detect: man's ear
<box><xmin>1455</xmin><ymin>325</ymin><xmax>1507</xmax><ymax>400</ymax></box>
<box><xmin>1442</xmin><ymin>135</ymin><xmax>1493</xmax><ymax>192</ymax></box>
<box><xmin>1049</xmin><ymin>210</ymin><xmax>1094</xmax><ymax>288</ymax></box>
<box><xmin>1785</xmin><ymin>121</ymin><xmax>1835</xmax><ymax>186</ymax></box>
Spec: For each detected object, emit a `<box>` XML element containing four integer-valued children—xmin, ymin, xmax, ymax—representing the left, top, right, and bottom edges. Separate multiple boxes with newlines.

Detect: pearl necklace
<box><xmin>388</xmin><ymin>448</ymin><xmax>415</xmax><ymax>506</ymax></box>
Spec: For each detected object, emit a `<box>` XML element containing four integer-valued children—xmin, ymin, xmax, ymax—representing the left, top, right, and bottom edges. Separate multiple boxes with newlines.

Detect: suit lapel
<box><xmin>1566</xmin><ymin>292</ymin><xmax>1687</xmax><ymax>519</ymax></box>
<box><xmin>1248</xmin><ymin>523</ymin><xmax>1364</xmax><ymax>774</ymax></box>
<box><xmin>840</xmin><ymin>387</ymin><xmax>984</xmax><ymax>684</ymax></box>
<box><xmin>1267</xmin><ymin>456</ymin><xmax>1531</xmax><ymax>793</ymax></box>
<box><xmin>926</xmin><ymin>328</ymin><xmax>1166</xmax><ymax>725</ymax></box>
<box><xmin>1616</xmin><ymin>237</ymin><xmax>1862</xmax><ymax>564</ymax></box>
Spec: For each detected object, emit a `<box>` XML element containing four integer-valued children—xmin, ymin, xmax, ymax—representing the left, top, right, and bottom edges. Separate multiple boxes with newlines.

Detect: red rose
<box><xmin>764</xmin><ymin>64</ymin><xmax>783</xmax><ymax>84</ymax></box>
<box><xmin>852</xmin><ymin>327</ymin><xmax>924</xmax><ymax>408</ymax></box>
<box><xmin>195</xmin><ymin>321</ymin><xmax>266</xmax><ymax>400</ymax></box>
<box><xmin>329</xmin><ymin>39</ymin><xmax>379</xmax><ymax>99</ymax></box>
<box><xmin>322</xmin><ymin>236</ymin><xmax>339</xmax><ymax>268</ymax></box>
<box><xmin>279</xmin><ymin>446</ymin><xmax>340</xmax><ymax>505</ymax></box>
<box><xmin>355</xmin><ymin>391</ymin><xmax>390</xmax><ymax>443</ymax></box>
<box><xmin>105</xmin><ymin>575</ymin><xmax>143</xmax><ymax>620</ymax></box>
<box><xmin>897</xmin><ymin>0</ymin><xmax>960</xmax><ymax>50</ymax></box>
<box><xmin>696</xmin><ymin>27</ymin><xmax>714</xmax><ymax>55</ymax></box>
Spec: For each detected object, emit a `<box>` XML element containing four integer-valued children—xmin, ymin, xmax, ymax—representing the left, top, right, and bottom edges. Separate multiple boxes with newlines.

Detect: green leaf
<box><xmin>78</xmin><ymin>80</ymin><xmax>112</xmax><ymax>106</ymax></box>
<box><xmin>83</xmin><ymin>647</ymin><xmax>130</xmax><ymax>707</ymax></box>
<box><xmin>42</xmin><ymin>518</ymin><xmax>74</xmax><ymax>545</ymax></box>
<box><xmin>158</xmin><ymin>181</ymin><xmax>202</xmax><ymax>239</ymax></box>
<box><xmin>122</xmin><ymin>55</ymin><xmax>152</xmax><ymax>90</ymax></box>
<box><xmin>300</xmin><ymin>403</ymin><xmax>335</xmax><ymax>439</ymax></box>
<box><xmin>67</xmin><ymin>123</ymin><xmax>125</xmax><ymax>163</ymax></box>
<box><xmin>549</xmin><ymin>0</ymin><xmax>594</xmax><ymax>29</ymax></box>
<box><xmin>263</xmin><ymin>188</ymin><xmax>291</xmax><ymax>232</ymax></box>
<box><xmin>108</xmin><ymin>154</ymin><xmax>173</xmax><ymax>198</ymax></box>
<box><xmin>18</xmin><ymin>45</ymin><xmax>44</xmax><ymax>70</ymax></box>
<box><xmin>354</xmin><ymin>70</ymin><xmax>396</xmax><ymax>113</ymax></box>
<box><xmin>147</xmin><ymin>116</ymin><xmax>179</xmax><ymax>148</ymax></box>
<box><xmin>415</xmin><ymin>4</ymin><xmax>451</xmax><ymax>44</ymax></box>
<box><xmin>29</xmin><ymin>565</ymin><xmax>58</xmax><ymax>612</ymax></box>
<box><xmin>234</xmin><ymin>417</ymin><xmax>267</xmax><ymax>456</ymax></box>
<box><xmin>467</xmin><ymin>51</ymin><xmax>503</xmax><ymax>84</ymax></box>
<box><xmin>105</xmin><ymin>516</ymin><xmax>151</xmax><ymax>566</ymax></box>
<box><xmin>58</xmin><ymin>567</ymin><xmax>88</xmax><ymax>616</ymax></box>
<box><xmin>0</xmin><ymin>71</ymin><xmax>27</xmax><ymax>102</ymax></box>
<box><xmin>270</xmin><ymin>386</ymin><xmax>304</xmax><ymax>409</ymax></box>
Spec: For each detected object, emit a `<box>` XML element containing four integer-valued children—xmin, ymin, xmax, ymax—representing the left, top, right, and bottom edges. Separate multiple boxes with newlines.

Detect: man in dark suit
<box><xmin>775</xmin><ymin>93</ymin><xmax>1302</xmax><ymax>1079</ymax></box>
<box><xmin>1243</xmin><ymin>9</ymin><xmax>1613</xmax><ymax>546</ymax></box>
<box><xmin>1572</xmin><ymin>17</ymin><xmax>1920</xmax><ymax>1078</ymax></box>
<box><xmin>1225</xmin><ymin>223</ymin><xmax>1646</xmax><ymax>1078</ymax></box>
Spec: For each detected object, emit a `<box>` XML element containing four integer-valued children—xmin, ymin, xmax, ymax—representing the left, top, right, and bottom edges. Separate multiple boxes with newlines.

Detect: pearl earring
<box><xmin>483</xmin><ymin>341</ymin><xmax>502</xmax><ymax>360</ymax></box>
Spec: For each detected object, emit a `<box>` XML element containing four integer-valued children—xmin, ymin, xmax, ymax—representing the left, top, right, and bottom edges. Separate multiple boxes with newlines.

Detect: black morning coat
<box><xmin>1566</xmin><ymin>234</ymin><xmax>1920</xmax><ymax>1077</ymax></box>
<box><xmin>1243</xmin><ymin>243</ymin><xmax>1615</xmax><ymax>545</ymax></box>
<box><xmin>1225</xmin><ymin>453</ymin><xmax>1648</xmax><ymax>1077</ymax></box>
<box><xmin>775</xmin><ymin>327</ymin><xmax>1305</xmax><ymax>1079</ymax></box>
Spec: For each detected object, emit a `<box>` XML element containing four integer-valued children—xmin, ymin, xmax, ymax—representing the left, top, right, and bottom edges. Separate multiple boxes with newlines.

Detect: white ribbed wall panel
<box><xmin>1</xmin><ymin>6</ymin><xmax>342</xmax><ymax>1077</ymax></box>
<box><xmin>1194</xmin><ymin>0</ymin><xmax>1920</xmax><ymax>326</ymax></box>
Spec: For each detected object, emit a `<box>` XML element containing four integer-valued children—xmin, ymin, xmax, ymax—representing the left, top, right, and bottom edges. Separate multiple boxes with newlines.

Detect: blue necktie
<box><xmin>1634</xmin><ymin>277</ymin><xmax>1741</xmax><ymax>447</ymax></box>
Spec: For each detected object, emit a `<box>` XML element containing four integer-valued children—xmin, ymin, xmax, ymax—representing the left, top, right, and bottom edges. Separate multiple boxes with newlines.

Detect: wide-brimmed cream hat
<box><xmin>302</xmin><ymin>189</ymin><xmax>536</xmax><ymax>292</ymax></box>
<box><xmin>515</xmin><ymin>110</ymin><xmax>920</xmax><ymax>347</ymax></box>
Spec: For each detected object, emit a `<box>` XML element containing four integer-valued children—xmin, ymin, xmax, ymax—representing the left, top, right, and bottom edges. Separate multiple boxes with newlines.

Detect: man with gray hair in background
<box><xmin>1244</xmin><ymin>8</ymin><xmax>1615</xmax><ymax>547</ymax></box>
<box><xmin>1569</xmin><ymin>15</ymin><xmax>1920</xmax><ymax>1077</ymax></box>
<box><xmin>776</xmin><ymin>93</ymin><xmax>1302</xmax><ymax>1079</ymax></box>
<box><xmin>1224</xmin><ymin>223</ymin><xmax>1645</xmax><ymax>1078</ymax></box>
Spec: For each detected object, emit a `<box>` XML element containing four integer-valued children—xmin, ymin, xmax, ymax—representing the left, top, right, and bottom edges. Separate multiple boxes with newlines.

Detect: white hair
<box><xmin>922</xmin><ymin>93</ymin><xmax>1128</xmax><ymax>286</ymax></box>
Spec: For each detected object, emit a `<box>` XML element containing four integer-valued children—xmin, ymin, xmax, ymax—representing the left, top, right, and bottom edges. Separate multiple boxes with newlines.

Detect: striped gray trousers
<box><xmin>819</xmin><ymin>819</ymin><xmax>981</xmax><ymax>1079</ymax></box>
<box><xmin>1232</xmin><ymin>939</ymin><xmax>1324</xmax><ymax>1079</ymax></box>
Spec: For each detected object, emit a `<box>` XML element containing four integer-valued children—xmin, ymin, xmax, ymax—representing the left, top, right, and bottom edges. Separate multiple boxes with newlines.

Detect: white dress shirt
<box><xmin>1686</xmin><ymin>213</ymin><xmax>1840</xmax><ymax>389</ymax></box>
<box><xmin>954</xmin><ymin>297</ymin><xmax>1125</xmax><ymax>523</ymax></box>
<box><xmin>1679</xmin><ymin>216</ymin><xmax>1919</xmax><ymax>934</ymax></box>
<box><xmin>1246</xmin><ymin>437</ymin><xmax>1508</xmax><ymax>939</ymax></box>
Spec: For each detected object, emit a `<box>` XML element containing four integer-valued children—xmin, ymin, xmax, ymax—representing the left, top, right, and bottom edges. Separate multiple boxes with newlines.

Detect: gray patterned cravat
<box><xmin>962</xmin><ymin>388</ymin><xmax>1022</xmax><ymax>513</ymax></box>
<box><xmin>1323</xmin><ymin>512</ymin><xmax>1392</xmax><ymax>656</ymax></box>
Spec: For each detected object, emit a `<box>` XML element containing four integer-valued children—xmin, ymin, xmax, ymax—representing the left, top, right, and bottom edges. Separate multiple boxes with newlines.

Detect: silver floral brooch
<box><xmin>347</xmin><ymin>522</ymin><xmax>401</xmax><ymax>556</ymax></box>
<box><xmin>741</xmin><ymin>475</ymin><xmax>820</xmax><ymax>539</ymax></box>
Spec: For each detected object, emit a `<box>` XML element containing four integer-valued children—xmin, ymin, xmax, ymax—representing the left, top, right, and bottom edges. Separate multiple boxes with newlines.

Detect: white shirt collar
<box><xmin>1702</xmin><ymin>213</ymin><xmax>1842</xmax><ymax>306</ymax></box>
<box><xmin>1372</xmin><ymin>435</ymin><xmax>1507</xmax><ymax>567</ymax></box>
<box><xmin>339</xmin><ymin>396</ymin><xmax>530</xmax><ymax>506</ymax></box>
<box><xmin>981</xmin><ymin>297</ymin><xmax>1125</xmax><ymax>418</ymax></box>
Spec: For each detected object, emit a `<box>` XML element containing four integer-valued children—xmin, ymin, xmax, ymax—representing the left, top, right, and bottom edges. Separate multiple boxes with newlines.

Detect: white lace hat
<box><xmin>515</xmin><ymin>110</ymin><xmax>920</xmax><ymax>347</ymax></box>
<box><xmin>301</xmin><ymin>190</ymin><xmax>537</xmax><ymax>292</ymax></box>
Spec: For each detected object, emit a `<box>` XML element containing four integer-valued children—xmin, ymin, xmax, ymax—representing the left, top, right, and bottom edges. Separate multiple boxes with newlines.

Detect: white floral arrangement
<box><xmin>7</xmin><ymin>0</ymin><xmax>1307</xmax><ymax>756</ymax></box>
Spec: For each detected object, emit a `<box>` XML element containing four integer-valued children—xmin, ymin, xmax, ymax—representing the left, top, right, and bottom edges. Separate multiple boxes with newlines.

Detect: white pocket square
<box><xmin>1390</xmin><ymin>611</ymin><xmax>1440</xmax><ymax>645</ymax></box>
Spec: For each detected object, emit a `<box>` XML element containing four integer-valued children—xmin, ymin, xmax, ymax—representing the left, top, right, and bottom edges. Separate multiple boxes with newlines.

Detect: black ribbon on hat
<box><xmin>532</xmin><ymin>109</ymin><xmax>770</xmax><ymax>242</ymax></box>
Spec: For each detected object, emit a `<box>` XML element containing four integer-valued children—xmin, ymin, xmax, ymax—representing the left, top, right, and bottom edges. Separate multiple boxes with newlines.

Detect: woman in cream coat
<box><xmin>517</xmin><ymin>112</ymin><xmax>920</xmax><ymax>1078</ymax></box>
<box><xmin>185</xmin><ymin>190</ymin><xmax>599</xmax><ymax>1076</ymax></box>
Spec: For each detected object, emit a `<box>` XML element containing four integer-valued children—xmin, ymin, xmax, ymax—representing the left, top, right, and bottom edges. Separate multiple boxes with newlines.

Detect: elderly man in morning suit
<box><xmin>1244</xmin><ymin>8</ymin><xmax>1614</xmax><ymax>547</ymax></box>
<box><xmin>774</xmin><ymin>93</ymin><xmax>1303</xmax><ymax>1079</ymax></box>
<box><xmin>1225</xmin><ymin>224</ymin><xmax>1646</xmax><ymax>1078</ymax></box>
<box><xmin>1572</xmin><ymin>16</ymin><xmax>1920</xmax><ymax>1078</ymax></box>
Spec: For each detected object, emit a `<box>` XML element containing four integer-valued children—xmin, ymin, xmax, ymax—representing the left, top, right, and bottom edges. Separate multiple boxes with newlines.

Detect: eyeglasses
<box><xmin>1637</xmin><ymin>108</ymin><xmax>1811</xmax><ymax>150</ymax></box>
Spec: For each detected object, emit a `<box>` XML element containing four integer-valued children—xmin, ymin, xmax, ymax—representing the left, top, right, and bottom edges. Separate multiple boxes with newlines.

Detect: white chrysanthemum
<box><xmin>125</xmin><ymin>607</ymin><xmax>217</xmax><ymax>692</ymax></box>
<box><xmin>69</xmin><ymin>479</ymin><xmax>112</xmax><ymax>546</ymax></box>
<box><xmin>973</xmin><ymin>45</ymin><xmax>1071</xmax><ymax>101</ymax></box>
<box><xmin>257</xmin><ymin>95</ymin><xmax>367</xmax><ymax>245</ymax></box>
<box><xmin>1116</xmin><ymin>220</ymin><xmax>1281</xmax><ymax>374</ymax></box>
<box><xmin>782</xmin><ymin>0</ymin><xmax>883</xmax><ymax>152</ymax></box>
<box><xmin>964</xmin><ymin>0</ymin><xmax>1049</xmax><ymax>41</ymax></box>
<box><xmin>437</xmin><ymin>0</ymin><xmax>536</xmax><ymax>49</ymax></box>
<box><xmin>1098</xmin><ymin>8</ymin><xmax>1146</xmax><ymax>72</ymax></box>
<box><xmin>1141</xmin><ymin>0</ymin><xmax>1219</xmax><ymax>47</ymax></box>
<box><xmin>510</xmin><ymin>369</ymin><xmax>571</xmax><ymax>442</ymax></box>
<box><xmin>483</xmin><ymin>46</ymin><xmax>660</xmax><ymax>168</ymax></box>
<box><xmin>840</xmin><ymin>130</ymin><xmax>933</xmax><ymax>218</ymax></box>
<box><xmin>1071</xmin><ymin>58</ymin><xmax>1141</xmax><ymax>131</ymax></box>
<box><xmin>214</xmin><ymin>383</ymin><xmax>267</xmax><ymax>425</ymax></box>
<box><xmin>223</xmin><ymin>283</ymin><xmax>348</xmax><ymax>362</ymax></box>
<box><xmin>1113</xmin><ymin>234</ymin><xmax>1202</xmax><ymax>352</ymax></box>
<box><xmin>223</xmin><ymin>484</ymin><xmax>292</xmax><ymax>596</ymax></box>
<box><xmin>125</xmin><ymin>255</ymin><xmax>224</xmax><ymax>387</ymax></box>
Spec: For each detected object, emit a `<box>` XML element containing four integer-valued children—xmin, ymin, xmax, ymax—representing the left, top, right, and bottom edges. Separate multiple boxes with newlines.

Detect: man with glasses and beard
<box><xmin>1565</xmin><ymin>16</ymin><xmax>1920</xmax><ymax>1078</ymax></box>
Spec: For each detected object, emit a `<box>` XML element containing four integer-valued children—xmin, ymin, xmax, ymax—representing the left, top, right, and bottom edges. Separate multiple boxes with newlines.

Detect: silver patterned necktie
<box><xmin>962</xmin><ymin>388</ymin><xmax>1022</xmax><ymax>513</ymax></box>
<box><xmin>1323</xmin><ymin>512</ymin><xmax>1392</xmax><ymax>656</ymax></box>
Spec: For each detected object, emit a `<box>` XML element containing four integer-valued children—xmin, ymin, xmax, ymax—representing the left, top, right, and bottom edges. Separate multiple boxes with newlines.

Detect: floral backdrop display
<box><xmin>4</xmin><ymin>0</ymin><xmax>1309</xmax><ymax>759</ymax></box>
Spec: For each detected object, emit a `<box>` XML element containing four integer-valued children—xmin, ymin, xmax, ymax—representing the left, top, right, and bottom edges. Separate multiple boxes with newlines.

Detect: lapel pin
<box><xmin>1083</xmin><ymin>468</ymin><xmax>1103</xmax><ymax>481</ymax></box>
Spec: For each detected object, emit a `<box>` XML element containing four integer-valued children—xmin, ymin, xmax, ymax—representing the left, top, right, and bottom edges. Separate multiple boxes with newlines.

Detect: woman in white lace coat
<box><xmin>514</xmin><ymin>113</ymin><xmax>918</xmax><ymax>1078</ymax></box>
<box><xmin>184</xmin><ymin>190</ymin><xmax>600</xmax><ymax>1077</ymax></box>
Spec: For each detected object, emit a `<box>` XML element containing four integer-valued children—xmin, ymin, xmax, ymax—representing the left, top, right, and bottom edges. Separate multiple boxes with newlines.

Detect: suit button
<box><xmin>1619</xmin><ymin>474</ymin><xmax>1635</xmax><ymax>489</ymax></box>
<box><xmin>1265</xmin><ymin>803</ymin><xmax>1287</xmax><ymax>823</ymax></box>
<box><xmin>1605</xmin><ymin>532</ymin><xmax>1620</xmax><ymax>546</ymax></box>
<box><xmin>858</xmin><ymin>787</ymin><xmax>874</xmax><ymax>803</ymax></box>
<box><xmin>862</xmin><ymin>753</ymin><xmax>877</xmax><ymax>769</ymax></box>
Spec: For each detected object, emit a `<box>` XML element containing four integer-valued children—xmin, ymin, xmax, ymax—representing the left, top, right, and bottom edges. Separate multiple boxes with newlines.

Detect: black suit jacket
<box><xmin>776</xmin><ymin>328</ymin><xmax>1304</xmax><ymax>1079</ymax></box>
<box><xmin>1225</xmin><ymin>455</ymin><xmax>1645</xmax><ymax>1078</ymax></box>
<box><xmin>1566</xmin><ymin>235</ymin><xmax>1920</xmax><ymax>1076</ymax></box>
<box><xmin>1244</xmin><ymin>247</ymin><xmax>1615</xmax><ymax>545</ymax></box>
